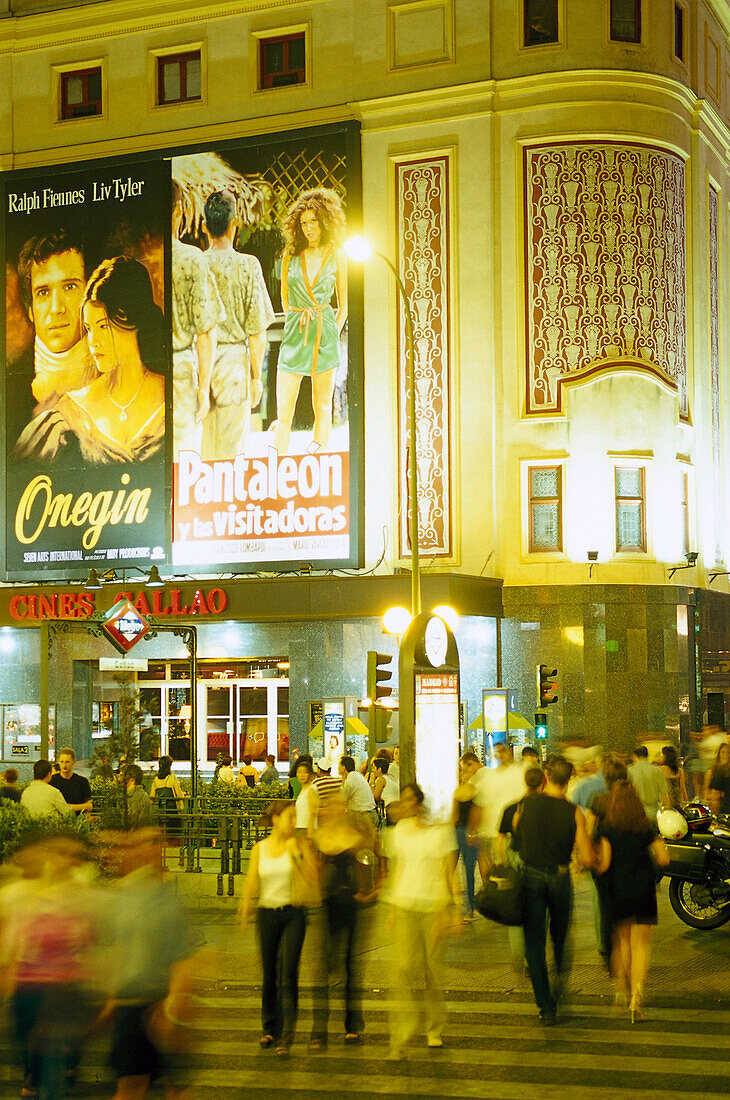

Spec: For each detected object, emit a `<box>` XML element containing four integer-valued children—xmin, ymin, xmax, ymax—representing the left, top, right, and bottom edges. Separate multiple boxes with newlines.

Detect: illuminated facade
<box><xmin>0</xmin><ymin>0</ymin><xmax>729</xmax><ymax>761</ymax></box>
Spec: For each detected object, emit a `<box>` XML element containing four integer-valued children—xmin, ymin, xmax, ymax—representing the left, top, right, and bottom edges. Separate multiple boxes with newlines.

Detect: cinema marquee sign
<box><xmin>7</xmin><ymin>586</ymin><xmax>228</xmax><ymax>622</ymax></box>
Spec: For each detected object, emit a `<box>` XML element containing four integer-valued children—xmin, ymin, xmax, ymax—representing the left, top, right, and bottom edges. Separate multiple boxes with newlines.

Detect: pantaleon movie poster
<box><xmin>2</xmin><ymin>123</ymin><xmax>362</xmax><ymax>580</ymax></box>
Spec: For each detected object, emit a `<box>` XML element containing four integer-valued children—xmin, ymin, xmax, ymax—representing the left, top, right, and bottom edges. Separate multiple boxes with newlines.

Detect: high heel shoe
<box><xmin>629</xmin><ymin>986</ymin><xmax>645</xmax><ymax>1024</ymax></box>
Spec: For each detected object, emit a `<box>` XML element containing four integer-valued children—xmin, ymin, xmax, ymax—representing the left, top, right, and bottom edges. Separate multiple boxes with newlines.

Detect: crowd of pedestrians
<box><xmin>0</xmin><ymin>727</ymin><xmax>727</xmax><ymax>1091</ymax></box>
<box><xmin>237</xmin><ymin>728</ymin><xmax>728</xmax><ymax>1057</ymax></box>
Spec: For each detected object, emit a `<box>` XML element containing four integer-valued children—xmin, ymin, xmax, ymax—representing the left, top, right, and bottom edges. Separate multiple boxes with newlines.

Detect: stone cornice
<box><xmin>355</xmin><ymin>69</ymin><xmax>730</xmax><ymax>156</ymax></box>
<box><xmin>2</xmin><ymin>103</ymin><xmax>356</xmax><ymax>171</ymax></box>
<box><xmin>0</xmin><ymin>0</ymin><xmax>322</xmax><ymax>53</ymax></box>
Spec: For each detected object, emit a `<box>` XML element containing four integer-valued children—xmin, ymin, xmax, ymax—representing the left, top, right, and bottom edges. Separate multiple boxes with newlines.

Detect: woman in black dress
<box><xmin>596</xmin><ymin>780</ymin><xmax>669</xmax><ymax>1021</ymax></box>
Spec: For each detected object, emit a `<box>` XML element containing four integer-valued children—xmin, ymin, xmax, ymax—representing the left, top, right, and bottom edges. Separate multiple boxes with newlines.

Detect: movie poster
<box><xmin>2</xmin><ymin>122</ymin><xmax>361</xmax><ymax>580</ymax></box>
<box><xmin>170</xmin><ymin>129</ymin><xmax>354</xmax><ymax>568</ymax></box>
<box><xmin>4</xmin><ymin>161</ymin><xmax>168</xmax><ymax>577</ymax></box>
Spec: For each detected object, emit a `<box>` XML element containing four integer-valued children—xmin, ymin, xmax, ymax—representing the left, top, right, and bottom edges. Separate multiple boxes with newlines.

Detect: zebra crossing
<box><xmin>1</xmin><ymin>989</ymin><xmax>728</xmax><ymax>1098</ymax></box>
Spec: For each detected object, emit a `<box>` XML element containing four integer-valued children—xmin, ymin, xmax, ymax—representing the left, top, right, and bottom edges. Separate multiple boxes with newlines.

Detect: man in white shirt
<box><xmin>338</xmin><ymin>756</ymin><xmax>377</xmax><ymax>832</ymax></box>
<box><xmin>628</xmin><ymin>746</ymin><xmax>669</xmax><ymax>823</ymax></box>
<box><xmin>20</xmin><ymin>759</ymin><xmax>70</xmax><ymax>818</ymax></box>
<box><xmin>462</xmin><ymin>744</ymin><xmax>525</xmax><ymax>869</ymax></box>
<box><xmin>485</xmin><ymin>743</ymin><xmax>531</xmax><ymax>834</ymax></box>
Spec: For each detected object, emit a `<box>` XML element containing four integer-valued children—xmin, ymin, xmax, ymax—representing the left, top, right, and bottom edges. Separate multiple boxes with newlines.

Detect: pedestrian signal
<box><xmin>534</xmin><ymin>712</ymin><xmax>548</xmax><ymax>740</ymax></box>
<box><xmin>537</xmin><ymin>664</ymin><xmax>558</xmax><ymax>708</ymax></box>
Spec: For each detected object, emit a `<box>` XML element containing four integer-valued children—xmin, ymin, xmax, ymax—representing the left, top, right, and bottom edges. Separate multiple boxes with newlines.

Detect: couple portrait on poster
<box><xmin>9</xmin><ymin>228</ymin><xmax>166</xmax><ymax>467</ymax></box>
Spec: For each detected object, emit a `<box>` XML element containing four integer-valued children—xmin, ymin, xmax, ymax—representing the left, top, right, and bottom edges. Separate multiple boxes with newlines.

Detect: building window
<box><xmin>259</xmin><ymin>31</ymin><xmax>306</xmax><ymax>88</ymax></box>
<box><xmin>528</xmin><ymin>466</ymin><xmax>562</xmax><ymax>552</ymax></box>
<box><xmin>60</xmin><ymin>67</ymin><xmax>102</xmax><ymax>120</ymax></box>
<box><xmin>524</xmin><ymin>0</ymin><xmax>559</xmax><ymax>48</ymax></box>
<box><xmin>157</xmin><ymin>51</ymin><xmax>201</xmax><ymax>105</ymax></box>
<box><xmin>681</xmin><ymin>470</ymin><xmax>690</xmax><ymax>557</ymax></box>
<box><xmin>615</xmin><ymin>466</ymin><xmax>646</xmax><ymax>552</ymax></box>
<box><xmin>610</xmin><ymin>0</ymin><xmax>641</xmax><ymax>43</ymax></box>
<box><xmin>674</xmin><ymin>4</ymin><xmax>684</xmax><ymax>62</ymax></box>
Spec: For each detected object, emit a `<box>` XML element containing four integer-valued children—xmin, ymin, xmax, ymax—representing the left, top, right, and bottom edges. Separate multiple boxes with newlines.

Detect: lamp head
<box><xmin>344</xmin><ymin>235</ymin><xmax>373</xmax><ymax>263</ymax></box>
<box><xmin>587</xmin><ymin>551</ymin><xmax>599</xmax><ymax>562</ymax></box>
<box><xmin>383</xmin><ymin>606</ymin><xmax>411</xmax><ymax>635</ymax></box>
<box><xmin>145</xmin><ymin>565</ymin><xmax>165</xmax><ymax>588</ymax></box>
<box><xmin>84</xmin><ymin>568</ymin><xmax>102</xmax><ymax>591</ymax></box>
<box><xmin>433</xmin><ymin>604</ymin><xmax>458</xmax><ymax>630</ymax></box>
<box><xmin>685</xmin><ymin>551</ymin><xmax>698</xmax><ymax>565</ymax></box>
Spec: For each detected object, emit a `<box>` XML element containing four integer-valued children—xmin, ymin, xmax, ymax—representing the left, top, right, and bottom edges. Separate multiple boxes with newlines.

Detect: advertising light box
<box><xmin>2</xmin><ymin>123</ymin><xmax>363</xmax><ymax>580</ymax></box>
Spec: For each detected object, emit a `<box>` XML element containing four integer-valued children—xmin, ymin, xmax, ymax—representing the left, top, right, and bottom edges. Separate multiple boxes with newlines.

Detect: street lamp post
<box><xmin>345</xmin><ymin>236</ymin><xmax>420</xmax><ymax>616</ymax></box>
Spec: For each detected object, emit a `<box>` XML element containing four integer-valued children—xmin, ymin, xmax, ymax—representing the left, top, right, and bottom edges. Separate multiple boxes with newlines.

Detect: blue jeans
<box><xmin>522</xmin><ymin>865</ymin><xmax>573</xmax><ymax>1013</ymax></box>
<box><xmin>456</xmin><ymin>825</ymin><xmax>478</xmax><ymax>915</ymax></box>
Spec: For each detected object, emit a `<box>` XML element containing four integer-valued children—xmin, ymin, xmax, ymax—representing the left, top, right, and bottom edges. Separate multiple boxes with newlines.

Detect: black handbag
<box><xmin>476</xmin><ymin>862</ymin><xmax>524</xmax><ymax>926</ymax></box>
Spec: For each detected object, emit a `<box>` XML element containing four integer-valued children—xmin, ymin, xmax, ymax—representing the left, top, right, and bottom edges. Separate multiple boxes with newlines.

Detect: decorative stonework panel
<box><xmin>709</xmin><ymin>187</ymin><xmax>723</xmax><ymax>564</ymax></box>
<box><xmin>395</xmin><ymin>154</ymin><xmax>452</xmax><ymax>558</ymax></box>
<box><xmin>524</xmin><ymin>142</ymin><xmax>687</xmax><ymax>416</ymax></box>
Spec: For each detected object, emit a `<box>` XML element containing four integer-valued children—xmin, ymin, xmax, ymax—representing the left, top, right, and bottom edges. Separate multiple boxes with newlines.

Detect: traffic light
<box><xmin>366</xmin><ymin>651</ymin><xmax>394</xmax><ymax>749</ymax></box>
<box><xmin>367</xmin><ymin>651</ymin><xmax>393</xmax><ymax>703</ymax></box>
<box><xmin>534</xmin><ymin>712</ymin><xmax>548</xmax><ymax>740</ymax></box>
<box><xmin>537</xmin><ymin>664</ymin><xmax>558</xmax><ymax>708</ymax></box>
<box><xmin>374</xmin><ymin>708</ymin><xmax>391</xmax><ymax>743</ymax></box>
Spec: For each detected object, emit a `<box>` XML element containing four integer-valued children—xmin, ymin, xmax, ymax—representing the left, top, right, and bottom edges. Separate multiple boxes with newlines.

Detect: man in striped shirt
<box><xmin>312</xmin><ymin>758</ymin><xmax>342</xmax><ymax>801</ymax></box>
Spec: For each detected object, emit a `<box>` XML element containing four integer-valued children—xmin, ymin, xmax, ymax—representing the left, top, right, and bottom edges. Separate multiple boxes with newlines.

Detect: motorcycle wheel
<box><xmin>668</xmin><ymin>877</ymin><xmax>730</xmax><ymax>929</ymax></box>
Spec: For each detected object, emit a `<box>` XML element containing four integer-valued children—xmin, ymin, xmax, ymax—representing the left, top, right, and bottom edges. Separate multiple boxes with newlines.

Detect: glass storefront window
<box><xmin>2</xmin><ymin>705</ymin><xmax>55</xmax><ymax>759</ymax></box>
<box><xmin>277</xmin><ymin>687</ymin><xmax>290</xmax><ymax>762</ymax></box>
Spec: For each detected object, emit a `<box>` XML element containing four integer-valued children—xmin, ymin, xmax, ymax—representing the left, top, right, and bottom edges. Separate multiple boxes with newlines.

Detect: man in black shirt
<box><xmin>51</xmin><ymin>748</ymin><xmax>92</xmax><ymax>814</ymax></box>
<box><xmin>514</xmin><ymin>755</ymin><xmax>594</xmax><ymax>1025</ymax></box>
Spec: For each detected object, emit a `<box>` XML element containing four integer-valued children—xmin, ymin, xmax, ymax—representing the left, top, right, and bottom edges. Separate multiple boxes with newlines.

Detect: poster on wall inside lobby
<box><xmin>3</xmin><ymin>160</ymin><xmax>169</xmax><ymax>579</ymax></box>
<box><xmin>168</xmin><ymin>125</ymin><xmax>359</xmax><ymax>571</ymax></box>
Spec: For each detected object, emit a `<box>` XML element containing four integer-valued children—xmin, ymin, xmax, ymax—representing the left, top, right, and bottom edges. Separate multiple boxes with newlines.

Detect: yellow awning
<box><xmin>308</xmin><ymin>715</ymin><xmax>371</xmax><ymax>740</ymax></box>
<box><xmin>468</xmin><ymin>710</ymin><xmax>534</xmax><ymax>732</ymax></box>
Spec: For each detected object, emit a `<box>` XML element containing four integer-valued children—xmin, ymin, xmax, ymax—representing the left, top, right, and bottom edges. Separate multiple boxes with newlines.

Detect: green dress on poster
<box><xmin>277</xmin><ymin>249</ymin><xmax>342</xmax><ymax>376</ymax></box>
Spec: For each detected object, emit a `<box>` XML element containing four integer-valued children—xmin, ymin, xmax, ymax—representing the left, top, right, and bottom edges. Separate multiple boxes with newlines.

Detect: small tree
<box><xmin>90</xmin><ymin>673</ymin><xmax>155</xmax><ymax>828</ymax></box>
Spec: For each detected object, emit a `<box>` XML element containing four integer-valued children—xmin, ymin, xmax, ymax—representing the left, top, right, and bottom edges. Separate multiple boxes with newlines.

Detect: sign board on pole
<box><xmin>322</xmin><ymin>698</ymin><xmax>345</xmax><ymax>774</ymax></box>
<box><xmin>99</xmin><ymin>657</ymin><xmax>149</xmax><ymax>672</ymax></box>
<box><xmin>398</xmin><ymin>612</ymin><xmax>460</xmax><ymax>823</ymax></box>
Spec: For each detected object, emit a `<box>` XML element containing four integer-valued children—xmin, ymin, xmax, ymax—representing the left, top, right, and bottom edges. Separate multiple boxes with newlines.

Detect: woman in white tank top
<box><xmin>239</xmin><ymin>799</ymin><xmax>318</xmax><ymax>1055</ymax></box>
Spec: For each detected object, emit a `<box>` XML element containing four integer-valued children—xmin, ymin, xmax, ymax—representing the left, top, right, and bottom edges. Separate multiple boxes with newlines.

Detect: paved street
<box><xmin>0</xmin><ymin>874</ymin><xmax>728</xmax><ymax>1098</ymax></box>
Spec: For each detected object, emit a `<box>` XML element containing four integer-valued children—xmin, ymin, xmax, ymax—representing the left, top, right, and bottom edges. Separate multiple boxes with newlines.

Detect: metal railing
<box><xmin>90</xmin><ymin>789</ymin><xmax>277</xmax><ymax>895</ymax></box>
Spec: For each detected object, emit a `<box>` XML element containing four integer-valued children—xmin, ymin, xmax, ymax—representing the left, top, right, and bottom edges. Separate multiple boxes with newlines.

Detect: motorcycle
<box><xmin>658</xmin><ymin>804</ymin><xmax>730</xmax><ymax>930</ymax></box>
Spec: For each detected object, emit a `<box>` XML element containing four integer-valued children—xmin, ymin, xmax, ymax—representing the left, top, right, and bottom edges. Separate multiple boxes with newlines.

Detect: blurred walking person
<box><xmin>595</xmin><ymin>781</ymin><xmax>669</xmax><ymax>1021</ymax></box>
<box><xmin>513</xmin><ymin>756</ymin><xmax>595</xmax><ymax>1024</ymax></box>
<box><xmin>451</xmin><ymin>760</ymin><xmax>481</xmax><ymax>922</ymax></box>
<box><xmin>103</xmin><ymin>828</ymin><xmax>203</xmax><ymax>1099</ymax></box>
<box><xmin>384</xmin><ymin>784</ymin><xmax>458</xmax><ymax>1056</ymax></box>
<box><xmin>706</xmin><ymin>743</ymin><xmax>730</xmax><ymax>814</ymax></box>
<box><xmin>0</xmin><ymin>836</ymin><xmax>99</xmax><ymax>1099</ymax></box>
<box><xmin>310</xmin><ymin>798</ymin><xmax>377</xmax><ymax>1048</ymax></box>
<box><xmin>628</xmin><ymin>746</ymin><xmax>668</xmax><ymax>825</ymax></box>
<box><xmin>659</xmin><ymin>745</ymin><xmax>687</xmax><ymax>809</ymax></box>
<box><xmin>239</xmin><ymin>800</ymin><xmax>318</xmax><ymax>1055</ymax></box>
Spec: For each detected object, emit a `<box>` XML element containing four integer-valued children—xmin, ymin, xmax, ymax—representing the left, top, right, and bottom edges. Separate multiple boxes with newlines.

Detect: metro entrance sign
<box><xmin>102</xmin><ymin>599</ymin><xmax>150</xmax><ymax>654</ymax></box>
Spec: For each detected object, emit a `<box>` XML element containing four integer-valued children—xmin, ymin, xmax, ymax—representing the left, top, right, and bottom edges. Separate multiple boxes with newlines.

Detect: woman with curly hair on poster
<box><xmin>269</xmin><ymin>188</ymin><xmax>347</xmax><ymax>456</ymax></box>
